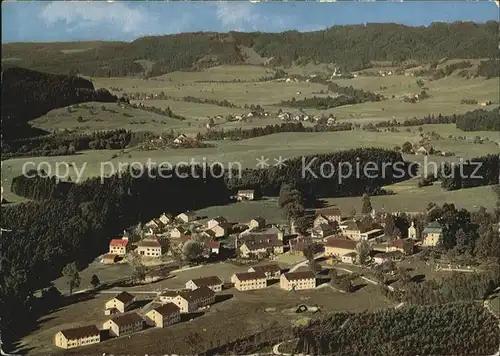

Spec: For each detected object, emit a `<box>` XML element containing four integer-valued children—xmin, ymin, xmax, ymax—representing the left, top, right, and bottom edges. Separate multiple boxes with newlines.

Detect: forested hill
<box><xmin>1</xmin><ymin>67</ymin><xmax>117</xmax><ymax>139</ymax></box>
<box><xmin>2</xmin><ymin>21</ymin><xmax>498</xmax><ymax>77</ymax></box>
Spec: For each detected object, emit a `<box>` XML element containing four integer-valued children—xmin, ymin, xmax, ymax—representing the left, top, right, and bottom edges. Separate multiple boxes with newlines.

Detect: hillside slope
<box><xmin>2</xmin><ymin>22</ymin><xmax>498</xmax><ymax>77</ymax></box>
<box><xmin>1</xmin><ymin>67</ymin><xmax>117</xmax><ymax>139</ymax></box>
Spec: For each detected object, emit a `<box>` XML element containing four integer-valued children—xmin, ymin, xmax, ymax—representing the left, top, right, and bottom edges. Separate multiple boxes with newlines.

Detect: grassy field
<box><xmin>88</xmin><ymin>65</ymin><xmax>499</xmax><ymax>124</ymax></box>
<box><xmin>324</xmin><ymin>181</ymin><xmax>498</xmax><ymax>213</ymax></box>
<box><xmin>2</xmin><ymin>126</ymin><xmax>498</xmax><ymax>204</ymax></box>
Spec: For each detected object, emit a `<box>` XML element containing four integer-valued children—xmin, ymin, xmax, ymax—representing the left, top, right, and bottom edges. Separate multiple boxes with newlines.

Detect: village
<box><xmin>53</xmin><ymin>188</ymin><xmax>447</xmax><ymax>351</ymax></box>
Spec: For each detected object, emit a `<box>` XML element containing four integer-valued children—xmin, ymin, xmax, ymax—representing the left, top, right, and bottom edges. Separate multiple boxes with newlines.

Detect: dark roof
<box><xmin>210</xmin><ymin>216</ymin><xmax>228</xmax><ymax>224</ymax></box>
<box><xmin>251</xmin><ymin>264</ymin><xmax>281</xmax><ymax>273</ymax></box>
<box><xmin>60</xmin><ymin>325</ymin><xmax>100</xmax><ymax>340</ymax></box>
<box><xmin>179</xmin><ymin>286</ymin><xmax>215</xmax><ymax>302</ymax></box>
<box><xmin>137</xmin><ymin>239</ymin><xmax>162</xmax><ymax>248</ymax></box>
<box><xmin>160</xmin><ymin>290</ymin><xmax>180</xmax><ymax>297</ymax></box>
<box><xmin>343</xmin><ymin>220</ymin><xmax>371</xmax><ymax>233</ymax></box>
<box><xmin>153</xmin><ymin>303</ymin><xmax>180</xmax><ymax>316</ymax></box>
<box><xmin>190</xmin><ymin>276</ymin><xmax>223</xmax><ymax>287</ymax></box>
<box><xmin>251</xmin><ymin>216</ymin><xmax>266</xmax><ymax>223</ymax></box>
<box><xmin>325</xmin><ymin>237</ymin><xmax>357</xmax><ymax>250</ymax></box>
<box><xmin>313</xmin><ymin>224</ymin><xmax>333</xmax><ymax>232</ymax></box>
<box><xmin>203</xmin><ymin>229</ymin><xmax>217</xmax><ymax>238</ymax></box>
<box><xmin>234</xmin><ymin>271</ymin><xmax>266</xmax><ymax>281</ymax></box>
<box><xmin>316</xmin><ymin>207</ymin><xmax>342</xmax><ymax>217</ymax></box>
<box><xmin>284</xmin><ymin>270</ymin><xmax>316</xmax><ymax>281</ymax></box>
<box><xmin>110</xmin><ymin>313</ymin><xmax>143</xmax><ymax>327</ymax></box>
<box><xmin>114</xmin><ymin>291</ymin><xmax>135</xmax><ymax>304</ymax></box>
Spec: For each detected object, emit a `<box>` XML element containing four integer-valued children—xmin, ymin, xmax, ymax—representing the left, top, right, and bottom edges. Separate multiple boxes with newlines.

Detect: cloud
<box><xmin>39</xmin><ymin>2</ymin><xmax>154</xmax><ymax>36</ymax></box>
<box><xmin>215</xmin><ymin>2</ymin><xmax>261</xmax><ymax>30</ymax></box>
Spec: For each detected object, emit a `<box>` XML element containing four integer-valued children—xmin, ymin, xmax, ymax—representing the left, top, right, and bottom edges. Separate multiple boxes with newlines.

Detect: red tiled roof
<box><xmin>325</xmin><ymin>237</ymin><xmax>357</xmax><ymax>250</ymax></box>
<box><xmin>109</xmin><ymin>239</ymin><xmax>128</xmax><ymax>248</ymax></box>
<box><xmin>205</xmin><ymin>240</ymin><xmax>220</xmax><ymax>249</ymax></box>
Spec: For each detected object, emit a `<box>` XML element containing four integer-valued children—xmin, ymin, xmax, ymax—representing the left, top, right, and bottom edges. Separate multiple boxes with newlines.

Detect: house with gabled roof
<box><xmin>207</xmin><ymin>216</ymin><xmax>228</xmax><ymax>230</ymax></box>
<box><xmin>136</xmin><ymin>238</ymin><xmax>163</xmax><ymax>257</ymax></box>
<box><xmin>340</xmin><ymin>220</ymin><xmax>382</xmax><ymax>241</ymax></box>
<box><xmin>422</xmin><ymin>221</ymin><xmax>443</xmax><ymax>247</ymax></box>
<box><xmin>324</xmin><ymin>237</ymin><xmax>358</xmax><ymax>258</ymax></box>
<box><xmin>105</xmin><ymin>291</ymin><xmax>135</xmax><ymax>314</ymax></box>
<box><xmin>204</xmin><ymin>240</ymin><xmax>221</xmax><ymax>255</ymax></box>
<box><xmin>313</xmin><ymin>207</ymin><xmax>342</xmax><ymax>226</ymax></box>
<box><xmin>159</xmin><ymin>213</ymin><xmax>173</xmax><ymax>225</ymax></box>
<box><xmin>186</xmin><ymin>276</ymin><xmax>223</xmax><ymax>292</ymax></box>
<box><xmin>145</xmin><ymin>303</ymin><xmax>180</xmax><ymax>328</ymax></box>
<box><xmin>176</xmin><ymin>212</ymin><xmax>196</xmax><ymax>223</ymax></box>
<box><xmin>103</xmin><ymin>312</ymin><xmax>143</xmax><ymax>337</ymax></box>
<box><xmin>171</xmin><ymin>226</ymin><xmax>191</xmax><ymax>239</ymax></box>
<box><xmin>280</xmin><ymin>270</ymin><xmax>316</xmax><ymax>291</ymax></box>
<box><xmin>172</xmin><ymin>286</ymin><xmax>215</xmax><ymax>313</ymax></box>
<box><xmin>237</xmin><ymin>189</ymin><xmax>255</xmax><ymax>201</ymax></box>
<box><xmin>173</xmin><ymin>134</ymin><xmax>188</xmax><ymax>144</ymax></box>
<box><xmin>54</xmin><ymin>325</ymin><xmax>100</xmax><ymax>349</ymax></box>
<box><xmin>249</xmin><ymin>217</ymin><xmax>266</xmax><ymax>229</ymax></box>
<box><xmin>248</xmin><ymin>263</ymin><xmax>281</xmax><ymax>280</ymax></box>
<box><xmin>231</xmin><ymin>271</ymin><xmax>267</xmax><ymax>291</ymax></box>
<box><xmin>311</xmin><ymin>223</ymin><xmax>334</xmax><ymax>239</ymax></box>
<box><xmin>109</xmin><ymin>237</ymin><xmax>130</xmax><ymax>256</ymax></box>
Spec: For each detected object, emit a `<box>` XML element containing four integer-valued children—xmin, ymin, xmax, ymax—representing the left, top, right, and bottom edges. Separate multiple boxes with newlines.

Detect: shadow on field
<box><xmin>351</xmin><ymin>283</ymin><xmax>368</xmax><ymax>292</ymax></box>
<box><xmin>181</xmin><ymin>311</ymin><xmax>204</xmax><ymax>322</ymax></box>
<box><xmin>215</xmin><ymin>294</ymin><xmax>233</xmax><ymax>304</ymax></box>
<box><xmin>129</xmin><ymin>299</ymin><xmax>153</xmax><ymax>310</ymax></box>
<box><xmin>267</xmin><ymin>280</ymin><xmax>279</xmax><ymax>287</ymax></box>
<box><xmin>410</xmin><ymin>274</ymin><xmax>426</xmax><ymax>283</ymax></box>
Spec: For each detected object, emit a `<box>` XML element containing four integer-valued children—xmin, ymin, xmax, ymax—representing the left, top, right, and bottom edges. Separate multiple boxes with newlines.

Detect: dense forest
<box><xmin>2</xmin><ymin>22</ymin><xmax>498</xmax><ymax>76</ymax></box>
<box><xmin>1</xmin><ymin>67</ymin><xmax>118</xmax><ymax>139</ymax></box>
<box><xmin>439</xmin><ymin>154</ymin><xmax>499</xmax><ymax>191</ymax></box>
<box><xmin>477</xmin><ymin>59</ymin><xmax>500</xmax><ymax>79</ymax></box>
<box><xmin>295</xmin><ymin>303</ymin><xmax>499</xmax><ymax>355</ymax></box>
<box><xmin>0</xmin><ymin>166</ymin><xmax>231</xmax><ymax>347</ymax></box>
<box><xmin>225</xmin><ymin>148</ymin><xmax>413</xmax><ymax>197</ymax></box>
<box><xmin>455</xmin><ymin>107</ymin><xmax>500</xmax><ymax>131</ymax></box>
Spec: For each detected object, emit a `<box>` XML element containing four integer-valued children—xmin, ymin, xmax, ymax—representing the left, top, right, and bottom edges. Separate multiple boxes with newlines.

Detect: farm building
<box><xmin>231</xmin><ymin>271</ymin><xmax>267</xmax><ymax>291</ymax></box>
<box><xmin>54</xmin><ymin>325</ymin><xmax>100</xmax><ymax>349</ymax></box>
<box><xmin>145</xmin><ymin>303</ymin><xmax>181</xmax><ymax>328</ymax></box>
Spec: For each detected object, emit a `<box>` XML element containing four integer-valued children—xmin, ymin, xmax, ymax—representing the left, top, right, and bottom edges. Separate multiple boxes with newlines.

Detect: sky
<box><xmin>2</xmin><ymin>1</ymin><xmax>499</xmax><ymax>43</ymax></box>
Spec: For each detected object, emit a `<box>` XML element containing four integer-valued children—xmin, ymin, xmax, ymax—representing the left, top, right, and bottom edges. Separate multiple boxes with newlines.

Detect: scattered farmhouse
<box><xmin>340</xmin><ymin>220</ymin><xmax>382</xmax><ymax>241</ymax></box>
<box><xmin>231</xmin><ymin>271</ymin><xmax>267</xmax><ymax>291</ymax></box>
<box><xmin>422</xmin><ymin>221</ymin><xmax>443</xmax><ymax>247</ymax></box>
<box><xmin>280</xmin><ymin>270</ymin><xmax>316</xmax><ymax>291</ymax></box>
<box><xmin>54</xmin><ymin>325</ymin><xmax>100</xmax><ymax>349</ymax></box>
<box><xmin>105</xmin><ymin>291</ymin><xmax>135</xmax><ymax>314</ymax></box>
<box><xmin>414</xmin><ymin>144</ymin><xmax>434</xmax><ymax>156</ymax></box>
<box><xmin>313</xmin><ymin>207</ymin><xmax>342</xmax><ymax>226</ymax></box>
<box><xmin>171</xmin><ymin>226</ymin><xmax>191</xmax><ymax>239</ymax></box>
<box><xmin>186</xmin><ymin>276</ymin><xmax>224</xmax><ymax>292</ymax></box>
<box><xmin>177</xmin><ymin>212</ymin><xmax>196</xmax><ymax>223</ymax></box>
<box><xmin>237</xmin><ymin>189</ymin><xmax>255</xmax><ymax>201</ymax></box>
<box><xmin>173</xmin><ymin>134</ymin><xmax>188</xmax><ymax>144</ymax></box>
<box><xmin>145</xmin><ymin>303</ymin><xmax>181</xmax><ymax>328</ymax></box>
<box><xmin>248</xmin><ymin>217</ymin><xmax>266</xmax><ymax>230</ymax></box>
<box><xmin>248</xmin><ymin>263</ymin><xmax>281</xmax><ymax>280</ymax></box>
<box><xmin>109</xmin><ymin>237</ymin><xmax>130</xmax><ymax>256</ymax></box>
<box><xmin>136</xmin><ymin>238</ymin><xmax>163</xmax><ymax>257</ymax></box>
<box><xmin>324</xmin><ymin>237</ymin><xmax>358</xmax><ymax>258</ymax></box>
<box><xmin>103</xmin><ymin>312</ymin><xmax>144</xmax><ymax>337</ymax></box>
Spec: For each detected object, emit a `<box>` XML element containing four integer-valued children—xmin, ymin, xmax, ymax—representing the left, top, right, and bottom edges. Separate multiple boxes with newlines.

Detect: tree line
<box><xmin>2</xmin><ymin>67</ymin><xmax>118</xmax><ymax>140</ymax></box>
<box><xmin>3</xmin><ymin>22</ymin><xmax>498</xmax><ymax>76</ymax></box>
<box><xmin>225</xmin><ymin>148</ymin><xmax>414</xmax><ymax>197</ymax></box>
<box><xmin>439</xmin><ymin>154</ymin><xmax>499</xmax><ymax>191</ymax></box>
<box><xmin>477</xmin><ymin>59</ymin><xmax>499</xmax><ymax>79</ymax></box>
